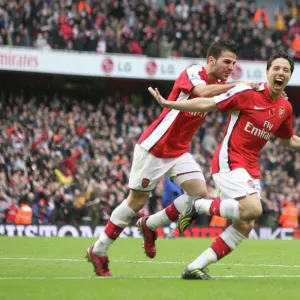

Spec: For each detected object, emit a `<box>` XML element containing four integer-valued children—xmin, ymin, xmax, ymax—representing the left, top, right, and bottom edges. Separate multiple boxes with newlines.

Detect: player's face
<box><xmin>267</xmin><ymin>58</ymin><xmax>292</xmax><ymax>96</ymax></box>
<box><xmin>209</xmin><ymin>50</ymin><xmax>237</xmax><ymax>81</ymax></box>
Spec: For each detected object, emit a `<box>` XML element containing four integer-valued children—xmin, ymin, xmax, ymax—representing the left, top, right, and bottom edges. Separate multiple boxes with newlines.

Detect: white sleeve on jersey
<box><xmin>213</xmin><ymin>84</ymin><xmax>252</xmax><ymax>104</ymax></box>
<box><xmin>186</xmin><ymin>65</ymin><xmax>206</xmax><ymax>87</ymax></box>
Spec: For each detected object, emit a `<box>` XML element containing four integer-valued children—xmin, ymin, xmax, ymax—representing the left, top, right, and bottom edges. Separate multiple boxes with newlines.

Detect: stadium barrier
<box><xmin>1</xmin><ymin>46</ymin><xmax>300</xmax><ymax>85</ymax></box>
<box><xmin>0</xmin><ymin>225</ymin><xmax>298</xmax><ymax>239</ymax></box>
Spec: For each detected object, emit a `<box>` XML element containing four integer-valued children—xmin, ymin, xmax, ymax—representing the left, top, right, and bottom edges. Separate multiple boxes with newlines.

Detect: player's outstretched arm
<box><xmin>193</xmin><ymin>81</ymin><xmax>260</xmax><ymax>97</ymax></box>
<box><xmin>148</xmin><ymin>87</ymin><xmax>218</xmax><ymax>112</ymax></box>
<box><xmin>280</xmin><ymin>135</ymin><xmax>300</xmax><ymax>150</ymax></box>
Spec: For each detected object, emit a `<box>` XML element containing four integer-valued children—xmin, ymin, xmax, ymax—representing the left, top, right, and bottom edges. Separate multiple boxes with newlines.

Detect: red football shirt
<box><xmin>138</xmin><ymin>65</ymin><xmax>224</xmax><ymax>158</ymax></box>
<box><xmin>212</xmin><ymin>83</ymin><xmax>294</xmax><ymax>178</ymax></box>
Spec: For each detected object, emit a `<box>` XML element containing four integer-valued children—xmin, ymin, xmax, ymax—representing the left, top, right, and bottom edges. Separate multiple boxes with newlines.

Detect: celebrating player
<box><xmin>86</xmin><ymin>40</ymin><xmax>257</xmax><ymax>277</ymax></box>
<box><xmin>149</xmin><ymin>52</ymin><xmax>300</xmax><ymax>280</ymax></box>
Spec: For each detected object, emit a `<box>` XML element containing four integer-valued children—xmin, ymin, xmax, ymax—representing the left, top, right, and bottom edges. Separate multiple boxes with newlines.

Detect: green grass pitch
<box><xmin>1</xmin><ymin>236</ymin><xmax>300</xmax><ymax>300</ymax></box>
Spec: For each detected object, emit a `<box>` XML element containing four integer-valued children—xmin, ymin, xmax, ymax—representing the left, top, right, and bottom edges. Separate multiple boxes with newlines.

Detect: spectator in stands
<box><xmin>253</xmin><ymin>5</ymin><xmax>270</xmax><ymax>29</ymax></box>
<box><xmin>32</xmin><ymin>198</ymin><xmax>51</xmax><ymax>225</ymax></box>
<box><xmin>273</xmin><ymin>8</ymin><xmax>286</xmax><ymax>41</ymax></box>
<box><xmin>0</xmin><ymin>85</ymin><xmax>300</xmax><ymax>230</ymax></box>
<box><xmin>0</xmin><ymin>0</ymin><xmax>298</xmax><ymax>60</ymax></box>
<box><xmin>278</xmin><ymin>196</ymin><xmax>299</xmax><ymax>228</ymax></box>
<box><xmin>15</xmin><ymin>203</ymin><xmax>32</xmax><ymax>225</ymax></box>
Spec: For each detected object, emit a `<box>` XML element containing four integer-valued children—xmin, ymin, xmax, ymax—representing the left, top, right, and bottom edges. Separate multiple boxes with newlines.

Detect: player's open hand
<box><xmin>148</xmin><ymin>87</ymin><xmax>168</xmax><ymax>108</ymax></box>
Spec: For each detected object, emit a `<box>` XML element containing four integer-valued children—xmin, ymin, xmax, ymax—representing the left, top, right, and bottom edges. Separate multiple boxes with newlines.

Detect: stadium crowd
<box><xmin>1</xmin><ymin>0</ymin><xmax>300</xmax><ymax>60</ymax></box>
<box><xmin>0</xmin><ymin>90</ymin><xmax>299</xmax><ymax>228</ymax></box>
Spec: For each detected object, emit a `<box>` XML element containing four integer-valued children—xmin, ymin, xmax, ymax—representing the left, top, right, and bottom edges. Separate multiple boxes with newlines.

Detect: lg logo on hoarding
<box><xmin>101</xmin><ymin>58</ymin><xmax>114</xmax><ymax>74</ymax></box>
<box><xmin>247</xmin><ymin>68</ymin><xmax>263</xmax><ymax>80</ymax></box>
<box><xmin>231</xmin><ymin>64</ymin><xmax>263</xmax><ymax>81</ymax></box>
<box><xmin>101</xmin><ymin>58</ymin><xmax>132</xmax><ymax>74</ymax></box>
<box><xmin>231</xmin><ymin>64</ymin><xmax>243</xmax><ymax>80</ymax></box>
<box><xmin>118</xmin><ymin>61</ymin><xmax>131</xmax><ymax>72</ymax></box>
<box><xmin>145</xmin><ymin>61</ymin><xmax>175</xmax><ymax>76</ymax></box>
<box><xmin>161</xmin><ymin>64</ymin><xmax>175</xmax><ymax>75</ymax></box>
<box><xmin>145</xmin><ymin>61</ymin><xmax>158</xmax><ymax>76</ymax></box>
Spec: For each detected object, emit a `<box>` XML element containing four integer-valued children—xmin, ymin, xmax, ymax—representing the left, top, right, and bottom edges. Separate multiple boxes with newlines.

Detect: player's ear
<box><xmin>208</xmin><ymin>56</ymin><xmax>216</xmax><ymax>65</ymax></box>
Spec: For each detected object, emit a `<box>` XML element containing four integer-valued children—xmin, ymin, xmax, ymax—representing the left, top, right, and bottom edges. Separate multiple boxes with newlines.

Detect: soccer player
<box><xmin>86</xmin><ymin>40</ymin><xmax>257</xmax><ymax>277</ymax></box>
<box><xmin>148</xmin><ymin>52</ymin><xmax>300</xmax><ymax>280</ymax></box>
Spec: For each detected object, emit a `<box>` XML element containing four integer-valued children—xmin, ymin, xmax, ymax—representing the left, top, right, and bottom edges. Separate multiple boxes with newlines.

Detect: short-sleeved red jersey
<box><xmin>212</xmin><ymin>83</ymin><xmax>294</xmax><ymax>178</ymax></box>
<box><xmin>138</xmin><ymin>65</ymin><xmax>224</xmax><ymax>158</ymax></box>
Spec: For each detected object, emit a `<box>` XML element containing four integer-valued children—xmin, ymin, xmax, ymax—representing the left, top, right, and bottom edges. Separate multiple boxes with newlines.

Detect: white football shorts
<box><xmin>128</xmin><ymin>144</ymin><xmax>205</xmax><ymax>191</ymax></box>
<box><xmin>212</xmin><ymin>168</ymin><xmax>261</xmax><ymax>200</ymax></box>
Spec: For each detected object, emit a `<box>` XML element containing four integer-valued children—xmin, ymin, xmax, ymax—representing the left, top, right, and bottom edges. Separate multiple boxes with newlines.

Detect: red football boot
<box><xmin>136</xmin><ymin>217</ymin><xmax>157</xmax><ymax>258</ymax></box>
<box><xmin>86</xmin><ymin>247</ymin><xmax>112</xmax><ymax>277</ymax></box>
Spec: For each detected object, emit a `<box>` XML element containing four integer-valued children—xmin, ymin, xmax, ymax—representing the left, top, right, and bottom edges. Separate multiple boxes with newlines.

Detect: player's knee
<box><xmin>181</xmin><ymin>179</ymin><xmax>208</xmax><ymax>198</ymax></box>
<box><xmin>239</xmin><ymin>196</ymin><xmax>262</xmax><ymax>220</ymax></box>
<box><xmin>240</xmin><ymin>204</ymin><xmax>262</xmax><ymax>220</ymax></box>
<box><xmin>191</xmin><ymin>189</ymin><xmax>208</xmax><ymax>199</ymax></box>
<box><xmin>185</xmin><ymin>186</ymin><xmax>208</xmax><ymax>198</ymax></box>
<box><xmin>127</xmin><ymin>199</ymin><xmax>146</xmax><ymax>212</ymax></box>
<box><xmin>127</xmin><ymin>190</ymin><xmax>150</xmax><ymax>212</ymax></box>
<box><xmin>233</xmin><ymin>220</ymin><xmax>254</xmax><ymax>236</ymax></box>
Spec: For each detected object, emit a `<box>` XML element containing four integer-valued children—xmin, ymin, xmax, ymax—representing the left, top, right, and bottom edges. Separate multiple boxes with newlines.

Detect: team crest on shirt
<box><xmin>142</xmin><ymin>178</ymin><xmax>150</xmax><ymax>188</ymax></box>
<box><xmin>247</xmin><ymin>180</ymin><xmax>255</xmax><ymax>189</ymax></box>
<box><xmin>278</xmin><ymin>107</ymin><xmax>285</xmax><ymax>118</ymax></box>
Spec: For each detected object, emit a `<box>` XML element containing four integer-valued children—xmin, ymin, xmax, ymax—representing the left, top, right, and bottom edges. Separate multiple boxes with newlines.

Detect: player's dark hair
<box><xmin>266</xmin><ymin>52</ymin><xmax>294</xmax><ymax>74</ymax></box>
<box><xmin>206</xmin><ymin>40</ymin><xmax>237</xmax><ymax>61</ymax></box>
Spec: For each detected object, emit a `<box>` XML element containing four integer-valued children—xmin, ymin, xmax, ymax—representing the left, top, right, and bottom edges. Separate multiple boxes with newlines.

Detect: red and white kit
<box><xmin>212</xmin><ymin>83</ymin><xmax>294</xmax><ymax>199</ymax></box>
<box><xmin>129</xmin><ymin>65</ymin><xmax>225</xmax><ymax>191</ymax></box>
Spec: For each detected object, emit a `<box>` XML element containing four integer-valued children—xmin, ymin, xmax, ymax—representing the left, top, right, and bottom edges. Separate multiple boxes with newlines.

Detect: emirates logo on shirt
<box><xmin>188</xmin><ymin>112</ymin><xmax>207</xmax><ymax>117</ymax></box>
<box><xmin>278</xmin><ymin>107</ymin><xmax>285</xmax><ymax>118</ymax></box>
<box><xmin>142</xmin><ymin>178</ymin><xmax>150</xmax><ymax>188</ymax></box>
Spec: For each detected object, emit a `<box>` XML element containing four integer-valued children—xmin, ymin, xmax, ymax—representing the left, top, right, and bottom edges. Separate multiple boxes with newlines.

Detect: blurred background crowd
<box><xmin>0</xmin><ymin>90</ymin><xmax>299</xmax><ymax>228</ymax></box>
<box><xmin>1</xmin><ymin>0</ymin><xmax>300</xmax><ymax>60</ymax></box>
<box><xmin>1</xmin><ymin>0</ymin><xmax>300</xmax><ymax>230</ymax></box>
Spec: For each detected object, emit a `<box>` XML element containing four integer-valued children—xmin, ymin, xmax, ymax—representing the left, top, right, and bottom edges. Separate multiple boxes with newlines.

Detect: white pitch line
<box><xmin>1</xmin><ymin>275</ymin><xmax>300</xmax><ymax>280</ymax></box>
<box><xmin>0</xmin><ymin>257</ymin><xmax>85</xmax><ymax>262</ymax></box>
<box><xmin>1</xmin><ymin>257</ymin><xmax>300</xmax><ymax>269</ymax></box>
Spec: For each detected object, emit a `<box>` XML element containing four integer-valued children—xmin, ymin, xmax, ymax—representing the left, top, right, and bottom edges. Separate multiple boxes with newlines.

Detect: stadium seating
<box><xmin>0</xmin><ymin>0</ymin><xmax>299</xmax><ymax>60</ymax></box>
<box><xmin>0</xmin><ymin>92</ymin><xmax>299</xmax><ymax>226</ymax></box>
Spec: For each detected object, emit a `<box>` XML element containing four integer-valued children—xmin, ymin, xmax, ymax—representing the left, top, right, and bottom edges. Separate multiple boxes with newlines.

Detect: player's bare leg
<box><xmin>137</xmin><ymin>178</ymin><xmax>208</xmax><ymax>258</ymax></box>
<box><xmin>88</xmin><ymin>190</ymin><xmax>149</xmax><ymax>276</ymax></box>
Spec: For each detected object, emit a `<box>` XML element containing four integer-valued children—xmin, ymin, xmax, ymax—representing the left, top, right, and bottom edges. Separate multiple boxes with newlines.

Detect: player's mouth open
<box><xmin>274</xmin><ymin>78</ymin><xmax>284</xmax><ymax>89</ymax></box>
